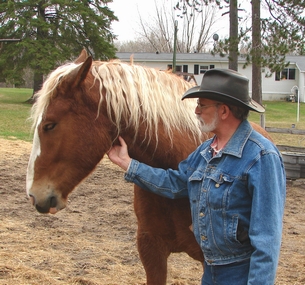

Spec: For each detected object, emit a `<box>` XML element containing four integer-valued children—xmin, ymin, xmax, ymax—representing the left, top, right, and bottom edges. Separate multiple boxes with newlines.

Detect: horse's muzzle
<box><xmin>29</xmin><ymin>194</ymin><xmax>58</xmax><ymax>214</ymax></box>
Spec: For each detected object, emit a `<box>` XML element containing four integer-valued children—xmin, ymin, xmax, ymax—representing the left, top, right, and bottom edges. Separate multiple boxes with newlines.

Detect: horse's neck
<box><xmin>123</xmin><ymin>129</ymin><xmax>200</xmax><ymax>169</ymax></box>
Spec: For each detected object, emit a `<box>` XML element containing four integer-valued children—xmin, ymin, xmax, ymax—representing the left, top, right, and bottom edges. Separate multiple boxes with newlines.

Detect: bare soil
<box><xmin>0</xmin><ymin>138</ymin><xmax>304</xmax><ymax>285</ymax></box>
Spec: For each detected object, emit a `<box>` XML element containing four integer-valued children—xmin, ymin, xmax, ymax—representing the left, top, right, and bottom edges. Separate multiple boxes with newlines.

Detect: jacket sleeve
<box><xmin>124</xmin><ymin>158</ymin><xmax>190</xmax><ymax>199</ymax></box>
<box><xmin>247</xmin><ymin>151</ymin><xmax>286</xmax><ymax>285</ymax></box>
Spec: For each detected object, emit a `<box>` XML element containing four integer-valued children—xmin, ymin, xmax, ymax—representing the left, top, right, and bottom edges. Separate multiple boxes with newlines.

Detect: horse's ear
<box><xmin>58</xmin><ymin>56</ymin><xmax>93</xmax><ymax>95</ymax></box>
<box><xmin>74</xmin><ymin>49</ymin><xmax>89</xmax><ymax>64</ymax></box>
<box><xmin>72</xmin><ymin>56</ymin><xmax>93</xmax><ymax>87</ymax></box>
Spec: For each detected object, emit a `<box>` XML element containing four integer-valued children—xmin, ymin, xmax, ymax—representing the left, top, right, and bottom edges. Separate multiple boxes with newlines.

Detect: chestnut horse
<box><xmin>26</xmin><ymin>50</ymin><xmax>271</xmax><ymax>285</ymax></box>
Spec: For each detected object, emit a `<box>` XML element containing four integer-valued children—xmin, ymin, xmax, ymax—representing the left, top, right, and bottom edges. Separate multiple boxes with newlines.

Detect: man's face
<box><xmin>195</xmin><ymin>98</ymin><xmax>221</xmax><ymax>133</ymax></box>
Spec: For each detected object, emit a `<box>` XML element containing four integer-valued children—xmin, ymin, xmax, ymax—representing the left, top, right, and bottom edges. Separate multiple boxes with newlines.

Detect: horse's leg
<box><xmin>137</xmin><ymin>231</ymin><xmax>169</xmax><ymax>285</ymax></box>
<box><xmin>133</xmin><ymin>186</ymin><xmax>204</xmax><ymax>284</ymax></box>
<box><xmin>134</xmin><ymin>186</ymin><xmax>171</xmax><ymax>285</ymax></box>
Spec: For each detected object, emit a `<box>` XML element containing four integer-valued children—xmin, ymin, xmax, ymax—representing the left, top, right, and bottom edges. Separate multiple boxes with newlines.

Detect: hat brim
<box><xmin>182</xmin><ymin>87</ymin><xmax>265</xmax><ymax>113</ymax></box>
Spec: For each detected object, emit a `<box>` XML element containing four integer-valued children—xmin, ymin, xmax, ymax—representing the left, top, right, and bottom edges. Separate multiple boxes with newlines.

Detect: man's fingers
<box><xmin>118</xmin><ymin>136</ymin><xmax>127</xmax><ymax>147</ymax></box>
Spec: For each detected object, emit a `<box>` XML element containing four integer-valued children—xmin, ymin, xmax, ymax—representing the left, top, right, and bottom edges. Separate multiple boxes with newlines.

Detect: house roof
<box><xmin>285</xmin><ymin>55</ymin><xmax>305</xmax><ymax>72</ymax></box>
<box><xmin>115</xmin><ymin>52</ymin><xmax>305</xmax><ymax>72</ymax></box>
<box><xmin>116</xmin><ymin>52</ymin><xmax>238</xmax><ymax>63</ymax></box>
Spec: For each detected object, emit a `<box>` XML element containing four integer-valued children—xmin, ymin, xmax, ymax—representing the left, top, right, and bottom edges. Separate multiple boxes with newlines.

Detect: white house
<box><xmin>116</xmin><ymin>52</ymin><xmax>305</xmax><ymax>102</ymax></box>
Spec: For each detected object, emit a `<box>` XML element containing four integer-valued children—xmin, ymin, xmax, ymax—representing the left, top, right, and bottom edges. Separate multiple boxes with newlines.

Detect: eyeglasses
<box><xmin>196</xmin><ymin>100</ymin><xmax>222</xmax><ymax>111</ymax></box>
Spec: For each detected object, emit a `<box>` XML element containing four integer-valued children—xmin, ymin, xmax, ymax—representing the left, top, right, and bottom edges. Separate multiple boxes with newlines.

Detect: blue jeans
<box><xmin>201</xmin><ymin>259</ymin><xmax>250</xmax><ymax>285</ymax></box>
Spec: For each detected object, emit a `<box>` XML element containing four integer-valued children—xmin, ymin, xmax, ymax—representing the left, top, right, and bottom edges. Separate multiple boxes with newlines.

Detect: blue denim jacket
<box><xmin>125</xmin><ymin>120</ymin><xmax>286</xmax><ymax>284</ymax></box>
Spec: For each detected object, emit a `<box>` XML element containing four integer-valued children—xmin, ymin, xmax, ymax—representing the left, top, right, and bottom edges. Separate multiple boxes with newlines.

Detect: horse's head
<box><xmin>27</xmin><ymin>50</ymin><xmax>203</xmax><ymax>214</ymax></box>
<box><xmin>26</xmin><ymin>50</ymin><xmax>115</xmax><ymax>214</ymax></box>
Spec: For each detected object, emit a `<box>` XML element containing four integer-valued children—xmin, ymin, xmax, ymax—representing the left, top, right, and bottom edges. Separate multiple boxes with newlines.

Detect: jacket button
<box><xmin>201</xmin><ymin>235</ymin><xmax>207</xmax><ymax>241</ymax></box>
<box><xmin>215</xmin><ymin>183</ymin><xmax>220</xmax><ymax>188</ymax></box>
<box><xmin>199</xmin><ymin>212</ymin><xmax>205</xmax><ymax>217</ymax></box>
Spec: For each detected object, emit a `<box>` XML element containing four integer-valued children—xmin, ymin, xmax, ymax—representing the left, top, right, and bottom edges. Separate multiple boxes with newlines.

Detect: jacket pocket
<box><xmin>226</xmin><ymin>215</ymin><xmax>250</xmax><ymax>253</ymax></box>
<box><xmin>207</xmin><ymin>172</ymin><xmax>234</xmax><ymax>210</ymax></box>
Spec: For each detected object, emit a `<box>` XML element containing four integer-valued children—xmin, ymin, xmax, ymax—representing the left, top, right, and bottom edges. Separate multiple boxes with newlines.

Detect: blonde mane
<box><xmin>31</xmin><ymin>59</ymin><xmax>202</xmax><ymax>144</ymax></box>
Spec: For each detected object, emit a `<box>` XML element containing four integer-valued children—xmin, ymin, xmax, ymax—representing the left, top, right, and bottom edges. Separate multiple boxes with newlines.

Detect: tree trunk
<box><xmin>33</xmin><ymin>71</ymin><xmax>43</xmax><ymax>94</ymax></box>
<box><xmin>252</xmin><ymin>0</ymin><xmax>262</xmax><ymax>105</ymax></box>
<box><xmin>229</xmin><ymin>0</ymin><xmax>238</xmax><ymax>71</ymax></box>
<box><xmin>25</xmin><ymin>71</ymin><xmax>43</xmax><ymax>103</ymax></box>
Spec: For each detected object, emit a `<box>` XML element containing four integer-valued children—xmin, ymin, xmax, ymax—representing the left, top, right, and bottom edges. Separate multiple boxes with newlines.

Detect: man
<box><xmin>107</xmin><ymin>68</ymin><xmax>286</xmax><ymax>285</ymax></box>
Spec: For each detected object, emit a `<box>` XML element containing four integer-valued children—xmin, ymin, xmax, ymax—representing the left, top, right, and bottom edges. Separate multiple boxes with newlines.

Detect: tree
<box><xmin>228</xmin><ymin>0</ymin><xmax>238</xmax><ymax>71</ymax></box>
<box><xmin>0</xmin><ymin>0</ymin><xmax>117</xmax><ymax>95</ymax></box>
<box><xmin>134</xmin><ymin>0</ymin><xmax>219</xmax><ymax>53</ymax></box>
<box><xmin>176</xmin><ymin>0</ymin><xmax>305</xmax><ymax>105</ymax></box>
<box><xmin>251</xmin><ymin>0</ymin><xmax>262</xmax><ymax>105</ymax></box>
<box><xmin>176</xmin><ymin>0</ymin><xmax>305</xmax><ymax>69</ymax></box>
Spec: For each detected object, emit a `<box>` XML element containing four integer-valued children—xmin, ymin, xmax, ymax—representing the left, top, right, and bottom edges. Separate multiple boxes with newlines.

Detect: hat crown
<box><xmin>199</xmin><ymin>69</ymin><xmax>249</xmax><ymax>103</ymax></box>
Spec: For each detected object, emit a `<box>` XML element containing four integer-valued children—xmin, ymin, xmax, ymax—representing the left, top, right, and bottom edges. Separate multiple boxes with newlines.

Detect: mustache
<box><xmin>196</xmin><ymin>115</ymin><xmax>205</xmax><ymax>124</ymax></box>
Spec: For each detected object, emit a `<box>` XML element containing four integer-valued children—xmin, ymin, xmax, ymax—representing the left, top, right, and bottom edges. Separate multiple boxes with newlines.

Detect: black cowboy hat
<box><xmin>182</xmin><ymin>68</ymin><xmax>265</xmax><ymax>113</ymax></box>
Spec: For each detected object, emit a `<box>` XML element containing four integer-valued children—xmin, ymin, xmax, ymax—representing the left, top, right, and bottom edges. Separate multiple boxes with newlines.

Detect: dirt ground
<box><xmin>0</xmin><ymin>138</ymin><xmax>304</xmax><ymax>285</ymax></box>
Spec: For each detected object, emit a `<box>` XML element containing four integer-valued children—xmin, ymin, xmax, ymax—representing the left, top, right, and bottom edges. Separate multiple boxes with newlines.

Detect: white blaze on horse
<box><xmin>26</xmin><ymin>50</ymin><xmax>271</xmax><ymax>285</ymax></box>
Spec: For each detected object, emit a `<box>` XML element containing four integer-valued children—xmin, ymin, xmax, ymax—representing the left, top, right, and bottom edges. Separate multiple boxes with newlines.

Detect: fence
<box><xmin>267</xmin><ymin>127</ymin><xmax>305</xmax><ymax>179</ymax></box>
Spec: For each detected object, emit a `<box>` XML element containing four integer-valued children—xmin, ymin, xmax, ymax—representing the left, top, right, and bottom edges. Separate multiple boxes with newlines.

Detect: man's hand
<box><xmin>107</xmin><ymin>136</ymin><xmax>132</xmax><ymax>171</ymax></box>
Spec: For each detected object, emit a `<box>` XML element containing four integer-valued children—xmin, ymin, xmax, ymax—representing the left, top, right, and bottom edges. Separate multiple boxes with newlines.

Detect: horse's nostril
<box><xmin>29</xmin><ymin>195</ymin><xmax>35</xmax><ymax>206</ymax></box>
<box><xmin>34</xmin><ymin>196</ymin><xmax>58</xmax><ymax>214</ymax></box>
<box><xmin>50</xmin><ymin>196</ymin><xmax>57</xmax><ymax>208</ymax></box>
<box><xmin>36</xmin><ymin>204</ymin><xmax>50</xmax><ymax>214</ymax></box>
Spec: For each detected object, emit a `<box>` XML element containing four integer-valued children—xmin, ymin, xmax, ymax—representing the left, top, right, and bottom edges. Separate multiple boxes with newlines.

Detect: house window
<box><xmin>183</xmin><ymin>65</ymin><xmax>188</xmax><ymax>73</ymax></box>
<box><xmin>288</xmin><ymin>68</ymin><xmax>296</xmax><ymax>79</ymax></box>
<box><xmin>166</xmin><ymin>64</ymin><xmax>182</xmax><ymax>72</ymax></box>
<box><xmin>194</xmin><ymin>64</ymin><xmax>199</xmax><ymax>75</ymax></box>
<box><xmin>210</xmin><ymin>65</ymin><xmax>215</xmax><ymax>69</ymax></box>
<box><xmin>175</xmin><ymin>65</ymin><xmax>182</xmax><ymax>72</ymax></box>
<box><xmin>200</xmin><ymin>65</ymin><xmax>209</xmax><ymax>74</ymax></box>
<box><xmin>275</xmin><ymin>68</ymin><xmax>296</xmax><ymax>81</ymax></box>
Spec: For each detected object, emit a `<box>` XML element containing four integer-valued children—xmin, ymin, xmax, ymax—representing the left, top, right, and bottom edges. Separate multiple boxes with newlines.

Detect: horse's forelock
<box><xmin>92</xmin><ymin>61</ymin><xmax>202</xmax><ymax>144</ymax></box>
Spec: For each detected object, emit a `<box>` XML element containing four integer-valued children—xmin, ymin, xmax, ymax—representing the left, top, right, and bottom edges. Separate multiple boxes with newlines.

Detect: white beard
<box><xmin>197</xmin><ymin>112</ymin><xmax>219</xmax><ymax>133</ymax></box>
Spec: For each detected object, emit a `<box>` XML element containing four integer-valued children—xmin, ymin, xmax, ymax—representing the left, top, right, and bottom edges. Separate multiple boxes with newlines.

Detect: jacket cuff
<box><xmin>124</xmin><ymin>159</ymin><xmax>139</xmax><ymax>182</ymax></box>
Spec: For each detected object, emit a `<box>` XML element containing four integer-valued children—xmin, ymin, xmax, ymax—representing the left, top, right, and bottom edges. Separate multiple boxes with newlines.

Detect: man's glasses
<box><xmin>196</xmin><ymin>100</ymin><xmax>222</xmax><ymax>111</ymax></box>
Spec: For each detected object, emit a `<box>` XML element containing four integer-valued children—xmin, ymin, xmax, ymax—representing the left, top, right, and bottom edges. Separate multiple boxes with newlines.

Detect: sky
<box><xmin>109</xmin><ymin>0</ymin><xmax>160</xmax><ymax>42</ymax></box>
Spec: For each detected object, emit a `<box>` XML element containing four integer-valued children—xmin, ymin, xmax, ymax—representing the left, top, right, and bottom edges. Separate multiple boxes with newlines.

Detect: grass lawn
<box><xmin>249</xmin><ymin>101</ymin><xmax>305</xmax><ymax>147</ymax></box>
<box><xmin>0</xmin><ymin>88</ymin><xmax>33</xmax><ymax>141</ymax></box>
<box><xmin>0</xmin><ymin>87</ymin><xmax>304</xmax><ymax>146</ymax></box>
<box><xmin>249</xmin><ymin>100</ymin><xmax>305</xmax><ymax>129</ymax></box>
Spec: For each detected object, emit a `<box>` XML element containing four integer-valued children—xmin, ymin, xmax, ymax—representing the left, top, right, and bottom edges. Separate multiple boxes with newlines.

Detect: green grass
<box><xmin>0</xmin><ymin>88</ymin><xmax>33</xmax><ymax>141</ymax></box>
<box><xmin>0</xmin><ymin>88</ymin><xmax>305</xmax><ymax>146</ymax></box>
<box><xmin>248</xmin><ymin>101</ymin><xmax>305</xmax><ymax>147</ymax></box>
<box><xmin>249</xmin><ymin>101</ymin><xmax>305</xmax><ymax>129</ymax></box>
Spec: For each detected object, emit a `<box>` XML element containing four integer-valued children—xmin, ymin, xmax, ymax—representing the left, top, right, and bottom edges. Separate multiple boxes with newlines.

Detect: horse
<box><xmin>26</xmin><ymin>50</ymin><xmax>272</xmax><ymax>285</ymax></box>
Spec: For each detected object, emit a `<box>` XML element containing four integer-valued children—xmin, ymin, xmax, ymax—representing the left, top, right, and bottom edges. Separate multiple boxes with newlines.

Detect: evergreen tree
<box><xmin>0</xmin><ymin>0</ymin><xmax>117</xmax><ymax>94</ymax></box>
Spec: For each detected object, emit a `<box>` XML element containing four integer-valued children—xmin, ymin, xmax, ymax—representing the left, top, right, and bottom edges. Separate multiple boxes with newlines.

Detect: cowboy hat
<box><xmin>182</xmin><ymin>68</ymin><xmax>265</xmax><ymax>113</ymax></box>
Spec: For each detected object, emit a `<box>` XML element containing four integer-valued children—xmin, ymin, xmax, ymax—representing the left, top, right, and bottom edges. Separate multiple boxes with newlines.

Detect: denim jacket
<box><xmin>125</xmin><ymin>120</ymin><xmax>286</xmax><ymax>285</ymax></box>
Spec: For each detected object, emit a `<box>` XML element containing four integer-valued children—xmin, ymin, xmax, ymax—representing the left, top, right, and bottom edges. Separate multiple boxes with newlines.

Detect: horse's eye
<box><xmin>43</xmin><ymin>123</ymin><xmax>56</xmax><ymax>131</ymax></box>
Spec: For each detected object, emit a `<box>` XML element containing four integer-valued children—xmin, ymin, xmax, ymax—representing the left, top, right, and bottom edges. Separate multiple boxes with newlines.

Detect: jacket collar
<box><xmin>220</xmin><ymin>120</ymin><xmax>253</xmax><ymax>158</ymax></box>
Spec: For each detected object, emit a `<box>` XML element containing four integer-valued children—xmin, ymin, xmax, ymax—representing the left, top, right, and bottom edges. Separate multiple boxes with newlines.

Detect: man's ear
<box><xmin>219</xmin><ymin>104</ymin><xmax>231</xmax><ymax>119</ymax></box>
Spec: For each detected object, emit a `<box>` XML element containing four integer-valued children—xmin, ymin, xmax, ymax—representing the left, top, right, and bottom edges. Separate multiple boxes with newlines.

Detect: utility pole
<box><xmin>172</xmin><ymin>20</ymin><xmax>178</xmax><ymax>73</ymax></box>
